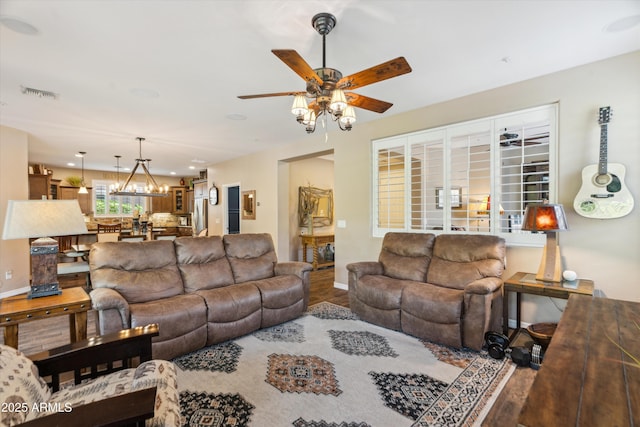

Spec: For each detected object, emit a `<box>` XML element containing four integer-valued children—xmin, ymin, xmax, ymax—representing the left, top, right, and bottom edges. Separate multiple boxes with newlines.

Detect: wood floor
<box><xmin>1</xmin><ymin>268</ymin><xmax>534</xmax><ymax>426</ymax></box>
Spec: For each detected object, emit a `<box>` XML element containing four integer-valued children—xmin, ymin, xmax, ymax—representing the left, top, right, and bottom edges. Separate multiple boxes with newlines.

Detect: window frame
<box><xmin>91</xmin><ymin>179</ymin><xmax>149</xmax><ymax>218</ymax></box>
<box><xmin>372</xmin><ymin>104</ymin><xmax>558</xmax><ymax>247</ymax></box>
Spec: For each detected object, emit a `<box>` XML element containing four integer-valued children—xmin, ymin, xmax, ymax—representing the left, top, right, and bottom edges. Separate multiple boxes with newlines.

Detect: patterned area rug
<box><xmin>173</xmin><ymin>302</ymin><xmax>514</xmax><ymax>427</ymax></box>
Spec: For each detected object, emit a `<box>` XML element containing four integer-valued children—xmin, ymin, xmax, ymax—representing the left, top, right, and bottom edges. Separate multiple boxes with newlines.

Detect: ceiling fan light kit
<box><xmin>239</xmin><ymin>12</ymin><xmax>411</xmax><ymax>134</ymax></box>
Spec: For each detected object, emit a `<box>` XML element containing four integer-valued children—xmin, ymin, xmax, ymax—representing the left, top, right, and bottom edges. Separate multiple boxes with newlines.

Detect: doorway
<box><xmin>226</xmin><ymin>185</ymin><xmax>240</xmax><ymax>234</ymax></box>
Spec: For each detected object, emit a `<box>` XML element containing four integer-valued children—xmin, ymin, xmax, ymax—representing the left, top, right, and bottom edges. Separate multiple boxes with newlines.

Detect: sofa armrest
<box><xmin>275</xmin><ymin>261</ymin><xmax>313</xmax><ymax>279</ymax></box>
<box><xmin>30</xmin><ymin>324</ymin><xmax>159</xmax><ymax>392</ymax></box>
<box><xmin>346</xmin><ymin>261</ymin><xmax>384</xmax><ymax>279</ymax></box>
<box><xmin>464</xmin><ymin>277</ymin><xmax>503</xmax><ymax>295</ymax></box>
<box><xmin>19</xmin><ymin>387</ymin><xmax>157</xmax><ymax>427</ymax></box>
<box><xmin>90</xmin><ymin>287</ymin><xmax>130</xmax><ymax>327</ymax></box>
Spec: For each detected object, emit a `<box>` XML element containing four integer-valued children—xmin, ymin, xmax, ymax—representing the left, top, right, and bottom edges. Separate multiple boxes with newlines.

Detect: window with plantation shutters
<box><xmin>372</xmin><ymin>104</ymin><xmax>557</xmax><ymax>246</ymax></box>
<box><xmin>92</xmin><ymin>180</ymin><xmax>148</xmax><ymax>217</ymax></box>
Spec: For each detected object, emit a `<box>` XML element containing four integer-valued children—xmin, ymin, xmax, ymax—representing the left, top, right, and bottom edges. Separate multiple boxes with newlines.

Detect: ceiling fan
<box><xmin>238</xmin><ymin>12</ymin><xmax>412</xmax><ymax>133</ymax></box>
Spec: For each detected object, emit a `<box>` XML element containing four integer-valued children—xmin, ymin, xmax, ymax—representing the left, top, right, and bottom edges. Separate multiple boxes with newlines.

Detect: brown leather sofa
<box><xmin>89</xmin><ymin>233</ymin><xmax>312</xmax><ymax>360</ymax></box>
<box><xmin>347</xmin><ymin>232</ymin><xmax>506</xmax><ymax>350</ymax></box>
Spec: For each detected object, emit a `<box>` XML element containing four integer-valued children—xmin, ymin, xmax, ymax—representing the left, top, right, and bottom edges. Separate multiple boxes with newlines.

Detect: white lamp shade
<box><xmin>339</xmin><ymin>106</ymin><xmax>356</xmax><ymax>125</ymax></box>
<box><xmin>78</xmin><ymin>185</ymin><xmax>88</xmax><ymax>194</ymax></box>
<box><xmin>2</xmin><ymin>200</ymin><xmax>88</xmax><ymax>240</ymax></box>
<box><xmin>291</xmin><ymin>95</ymin><xmax>308</xmax><ymax>116</ymax></box>
<box><xmin>329</xmin><ymin>89</ymin><xmax>347</xmax><ymax>112</ymax></box>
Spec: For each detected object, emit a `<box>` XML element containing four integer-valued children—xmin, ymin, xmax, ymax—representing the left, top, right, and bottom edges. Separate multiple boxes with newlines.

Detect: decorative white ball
<box><xmin>563</xmin><ymin>270</ymin><xmax>577</xmax><ymax>281</ymax></box>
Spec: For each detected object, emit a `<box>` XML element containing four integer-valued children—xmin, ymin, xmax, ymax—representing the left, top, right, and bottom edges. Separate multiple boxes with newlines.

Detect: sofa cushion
<box><xmin>401</xmin><ymin>282</ymin><xmax>464</xmax><ymax>324</ymax></box>
<box><xmin>251</xmin><ymin>275</ymin><xmax>305</xmax><ymax>310</ymax></box>
<box><xmin>90</xmin><ymin>240</ymin><xmax>184</xmax><ymax>303</ymax></box>
<box><xmin>427</xmin><ymin>234</ymin><xmax>505</xmax><ymax>290</ymax></box>
<box><xmin>131</xmin><ymin>360</ymin><xmax>181</xmax><ymax>427</ymax></box>
<box><xmin>0</xmin><ymin>345</ymin><xmax>52</xmax><ymax>425</ymax></box>
<box><xmin>378</xmin><ymin>232</ymin><xmax>435</xmax><ymax>281</ymax></box>
<box><xmin>130</xmin><ymin>294</ymin><xmax>207</xmax><ymax>344</ymax></box>
<box><xmin>197</xmin><ymin>282</ymin><xmax>262</xmax><ymax>323</ymax></box>
<box><xmin>354</xmin><ymin>275</ymin><xmax>407</xmax><ymax>310</ymax></box>
<box><xmin>175</xmin><ymin>236</ymin><xmax>235</xmax><ymax>292</ymax></box>
<box><xmin>223</xmin><ymin>233</ymin><xmax>277</xmax><ymax>283</ymax></box>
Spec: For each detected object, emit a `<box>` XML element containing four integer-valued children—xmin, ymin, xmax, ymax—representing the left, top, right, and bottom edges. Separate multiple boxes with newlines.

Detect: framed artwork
<box><xmin>436</xmin><ymin>187</ymin><xmax>462</xmax><ymax>209</ymax></box>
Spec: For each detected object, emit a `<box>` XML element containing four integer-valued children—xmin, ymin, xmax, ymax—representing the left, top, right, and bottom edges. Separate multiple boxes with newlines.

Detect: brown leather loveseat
<box><xmin>347</xmin><ymin>232</ymin><xmax>505</xmax><ymax>350</ymax></box>
<box><xmin>89</xmin><ymin>233</ymin><xmax>312</xmax><ymax>360</ymax></box>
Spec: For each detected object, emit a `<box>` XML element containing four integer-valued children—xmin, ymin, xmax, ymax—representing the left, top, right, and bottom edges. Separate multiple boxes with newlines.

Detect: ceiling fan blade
<box><xmin>272</xmin><ymin>49</ymin><xmax>323</xmax><ymax>86</ymax></box>
<box><xmin>238</xmin><ymin>91</ymin><xmax>303</xmax><ymax>99</ymax></box>
<box><xmin>338</xmin><ymin>57</ymin><xmax>412</xmax><ymax>90</ymax></box>
<box><xmin>345</xmin><ymin>92</ymin><xmax>393</xmax><ymax>113</ymax></box>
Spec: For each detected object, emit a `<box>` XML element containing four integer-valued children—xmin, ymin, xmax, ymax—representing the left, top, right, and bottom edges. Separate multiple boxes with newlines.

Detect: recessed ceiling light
<box><xmin>226</xmin><ymin>113</ymin><xmax>247</xmax><ymax>121</ymax></box>
<box><xmin>191</xmin><ymin>159</ymin><xmax>206</xmax><ymax>164</ymax></box>
<box><xmin>74</xmin><ymin>153</ymin><xmax>84</xmax><ymax>158</ymax></box>
<box><xmin>67</xmin><ymin>162</ymin><xmax>75</xmax><ymax>167</ymax></box>
<box><xmin>0</xmin><ymin>16</ymin><xmax>38</xmax><ymax>35</ymax></box>
<box><xmin>129</xmin><ymin>88</ymin><xmax>160</xmax><ymax>98</ymax></box>
<box><xmin>170</xmin><ymin>171</ymin><xmax>176</xmax><ymax>175</ymax></box>
<box><xmin>188</xmin><ymin>166</ymin><xmax>196</xmax><ymax>170</ymax></box>
<box><xmin>604</xmin><ymin>14</ymin><xmax>640</xmax><ymax>33</ymax></box>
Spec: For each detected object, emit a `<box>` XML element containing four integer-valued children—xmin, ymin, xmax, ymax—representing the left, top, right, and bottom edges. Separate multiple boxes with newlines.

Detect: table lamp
<box><xmin>521</xmin><ymin>202</ymin><xmax>568</xmax><ymax>282</ymax></box>
<box><xmin>2</xmin><ymin>200</ymin><xmax>88</xmax><ymax>298</ymax></box>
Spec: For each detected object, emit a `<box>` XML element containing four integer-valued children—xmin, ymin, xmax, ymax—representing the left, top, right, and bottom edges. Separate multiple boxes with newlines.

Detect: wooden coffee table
<box><xmin>0</xmin><ymin>287</ymin><xmax>91</xmax><ymax>349</ymax></box>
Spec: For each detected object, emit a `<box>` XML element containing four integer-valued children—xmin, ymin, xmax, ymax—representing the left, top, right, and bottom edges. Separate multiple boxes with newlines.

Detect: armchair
<box><xmin>0</xmin><ymin>324</ymin><xmax>180</xmax><ymax>427</ymax></box>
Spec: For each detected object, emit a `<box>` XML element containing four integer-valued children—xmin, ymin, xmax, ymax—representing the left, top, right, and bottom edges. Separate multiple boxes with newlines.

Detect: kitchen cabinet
<box><xmin>60</xmin><ymin>186</ymin><xmax>92</xmax><ymax>214</ymax></box>
<box><xmin>172</xmin><ymin>187</ymin><xmax>188</xmax><ymax>214</ymax></box>
<box><xmin>50</xmin><ymin>179</ymin><xmax>61</xmax><ymax>200</ymax></box>
<box><xmin>151</xmin><ymin>194</ymin><xmax>172</xmax><ymax>213</ymax></box>
<box><xmin>28</xmin><ymin>174</ymin><xmax>51</xmax><ymax>200</ymax></box>
<box><xmin>193</xmin><ymin>180</ymin><xmax>207</xmax><ymax>199</ymax></box>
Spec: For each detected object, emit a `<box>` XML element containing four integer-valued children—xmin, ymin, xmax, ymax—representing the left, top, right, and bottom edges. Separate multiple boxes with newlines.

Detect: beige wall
<box><xmin>0</xmin><ymin>127</ymin><xmax>30</xmax><ymax>295</ymax></box>
<box><xmin>209</xmin><ymin>51</ymin><xmax>640</xmax><ymax>325</ymax></box>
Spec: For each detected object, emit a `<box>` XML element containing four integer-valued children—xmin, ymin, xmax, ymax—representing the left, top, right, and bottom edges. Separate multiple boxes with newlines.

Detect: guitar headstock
<box><xmin>598</xmin><ymin>106</ymin><xmax>612</xmax><ymax>125</ymax></box>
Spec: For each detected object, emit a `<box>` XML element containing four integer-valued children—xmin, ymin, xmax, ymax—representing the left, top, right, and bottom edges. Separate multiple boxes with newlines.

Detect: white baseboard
<box><xmin>334</xmin><ymin>281</ymin><xmax>348</xmax><ymax>291</ymax></box>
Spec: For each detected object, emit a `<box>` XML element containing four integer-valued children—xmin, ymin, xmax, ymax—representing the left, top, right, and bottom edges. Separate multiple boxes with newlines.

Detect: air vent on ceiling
<box><xmin>21</xmin><ymin>86</ymin><xmax>58</xmax><ymax>100</ymax></box>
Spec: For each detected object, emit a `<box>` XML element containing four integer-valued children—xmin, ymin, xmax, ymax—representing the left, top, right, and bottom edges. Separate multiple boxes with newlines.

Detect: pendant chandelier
<box><xmin>109</xmin><ymin>137</ymin><xmax>169</xmax><ymax>197</ymax></box>
<box><xmin>77</xmin><ymin>151</ymin><xmax>88</xmax><ymax>194</ymax></box>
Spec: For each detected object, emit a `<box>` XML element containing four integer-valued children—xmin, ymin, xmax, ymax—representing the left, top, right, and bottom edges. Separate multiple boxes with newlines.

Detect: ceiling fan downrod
<box><xmin>312</xmin><ymin>13</ymin><xmax>336</xmax><ymax>69</ymax></box>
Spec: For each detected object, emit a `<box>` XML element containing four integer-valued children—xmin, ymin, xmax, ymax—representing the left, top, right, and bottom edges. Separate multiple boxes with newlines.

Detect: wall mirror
<box><xmin>298</xmin><ymin>186</ymin><xmax>333</xmax><ymax>227</ymax></box>
<box><xmin>242</xmin><ymin>190</ymin><xmax>256</xmax><ymax>220</ymax></box>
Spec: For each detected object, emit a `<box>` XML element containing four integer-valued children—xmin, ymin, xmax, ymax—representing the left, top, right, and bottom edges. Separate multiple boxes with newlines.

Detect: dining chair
<box><xmin>55</xmin><ymin>235</ymin><xmax>83</xmax><ymax>260</ymax></box>
<box><xmin>97</xmin><ymin>232</ymin><xmax>121</xmax><ymax>243</ymax></box>
<box><xmin>97</xmin><ymin>223</ymin><xmax>122</xmax><ymax>233</ymax></box>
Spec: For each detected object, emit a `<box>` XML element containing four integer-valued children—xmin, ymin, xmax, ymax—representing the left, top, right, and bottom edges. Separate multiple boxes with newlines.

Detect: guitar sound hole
<box><xmin>594</xmin><ymin>174</ymin><xmax>611</xmax><ymax>186</ymax></box>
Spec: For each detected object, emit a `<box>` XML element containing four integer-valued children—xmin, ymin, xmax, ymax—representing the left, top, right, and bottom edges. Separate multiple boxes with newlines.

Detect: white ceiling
<box><xmin>1</xmin><ymin>0</ymin><xmax>639</xmax><ymax>177</ymax></box>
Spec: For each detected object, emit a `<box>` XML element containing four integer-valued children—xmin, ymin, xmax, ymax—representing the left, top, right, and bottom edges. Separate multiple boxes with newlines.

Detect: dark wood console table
<box><xmin>518</xmin><ymin>294</ymin><xmax>640</xmax><ymax>426</ymax></box>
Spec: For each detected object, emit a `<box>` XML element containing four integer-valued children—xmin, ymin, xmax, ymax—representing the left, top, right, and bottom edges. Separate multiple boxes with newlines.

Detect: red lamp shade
<box><xmin>522</xmin><ymin>204</ymin><xmax>568</xmax><ymax>232</ymax></box>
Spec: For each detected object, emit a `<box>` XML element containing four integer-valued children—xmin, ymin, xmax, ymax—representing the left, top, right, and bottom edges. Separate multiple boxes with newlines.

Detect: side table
<box><xmin>0</xmin><ymin>287</ymin><xmax>91</xmax><ymax>349</ymax></box>
<box><xmin>502</xmin><ymin>271</ymin><xmax>594</xmax><ymax>337</ymax></box>
<box><xmin>300</xmin><ymin>234</ymin><xmax>335</xmax><ymax>270</ymax></box>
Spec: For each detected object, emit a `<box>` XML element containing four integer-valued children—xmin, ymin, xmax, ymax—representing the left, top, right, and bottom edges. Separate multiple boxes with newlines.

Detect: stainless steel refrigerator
<box><xmin>193</xmin><ymin>197</ymin><xmax>208</xmax><ymax>235</ymax></box>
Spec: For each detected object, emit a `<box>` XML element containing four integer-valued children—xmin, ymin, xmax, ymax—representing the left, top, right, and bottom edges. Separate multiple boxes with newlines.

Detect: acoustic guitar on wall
<box><xmin>574</xmin><ymin>106</ymin><xmax>634</xmax><ymax>219</ymax></box>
